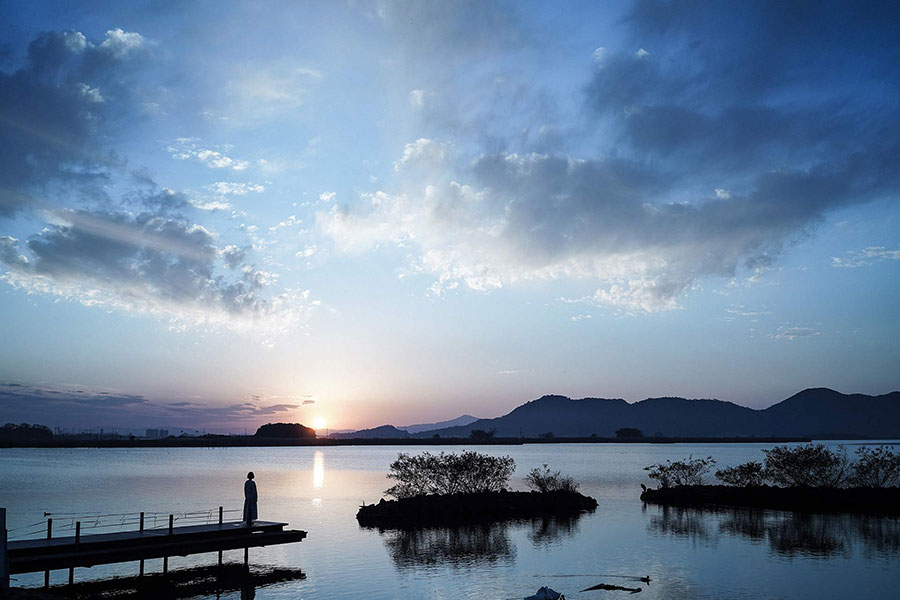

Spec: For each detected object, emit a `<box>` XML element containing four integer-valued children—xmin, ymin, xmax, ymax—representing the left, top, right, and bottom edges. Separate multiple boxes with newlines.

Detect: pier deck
<box><xmin>4</xmin><ymin>519</ymin><xmax>306</xmax><ymax>577</ymax></box>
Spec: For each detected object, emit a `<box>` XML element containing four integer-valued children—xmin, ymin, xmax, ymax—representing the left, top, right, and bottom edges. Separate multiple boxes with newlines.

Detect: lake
<box><xmin>1</xmin><ymin>442</ymin><xmax>898</xmax><ymax>599</ymax></box>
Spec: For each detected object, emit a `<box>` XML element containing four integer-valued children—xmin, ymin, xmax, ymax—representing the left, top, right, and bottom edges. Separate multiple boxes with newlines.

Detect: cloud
<box><xmin>98</xmin><ymin>28</ymin><xmax>145</xmax><ymax>58</ymax></box>
<box><xmin>0</xmin><ymin>28</ymin><xmax>149</xmax><ymax>216</ymax></box>
<box><xmin>832</xmin><ymin>246</ymin><xmax>900</xmax><ymax>268</ymax></box>
<box><xmin>302</xmin><ymin>399</ymin><xmax>315</xmax><ymax>405</ymax></box>
<box><xmin>0</xmin><ymin>209</ymin><xmax>315</xmax><ymax>333</ymax></box>
<box><xmin>167</xmin><ymin>138</ymin><xmax>249</xmax><ymax>171</ymax></box>
<box><xmin>393</xmin><ymin>138</ymin><xmax>450</xmax><ymax>173</ymax></box>
<box><xmin>319</xmin><ymin>2</ymin><xmax>900</xmax><ymax>313</ymax></box>
<box><xmin>0</xmin><ymin>382</ymin><xmax>303</xmax><ymax>429</ymax></box>
<box><xmin>771</xmin><ymin>325</ymin><xmax>821</xmax><ymax>341</ymax></box>
<box><xmin>205</xmin><ymin>182</ymin><xmax>265</xmax><ymax>196</ymax></box>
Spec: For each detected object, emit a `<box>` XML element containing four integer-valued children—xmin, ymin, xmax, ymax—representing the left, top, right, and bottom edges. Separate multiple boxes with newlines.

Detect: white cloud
<box><xmin>166</xmin><ymin>139</ymin><xmax>249</xmax><ymax>171</ymax></box>
<box><xmin>571</xmin><ymin>313</ymin><xmax>592</xmax><ymax>321</ymax></box>
<box><xmin>319</xmin><ymin>191</ymin><xmax>336</xmax><ymax>203</ymax></box>
<box><xmin>223</xmin><ymin>62</ymin><xmax>323</xmax><ymax>121</ymax></box>
<box><xmin>831</xmin><ymin>246</ymin><xmax>900</xmax><ymax>268</ymax></box>
<box><xmin>99</xmin><ymin>28</ymin><xmax>145</xmax><ymax>58</ymax></box>
<box><xmin>592</xmin><ymin>47</ymin><xmax>609</xmax><ymax>65</ymax></box>
<box><xmin>205</xmin><ymin>182</ymin><xmax>265</xmax><ymax>196</ymax></box>
<box><xmin>393</xmin><ymin>138</ymin><xmax>449</xmax><ymax>172</ymax></box>
<box><xmin>409</xmin><ymin>89</ymin><xmax>432</xmax><ymax>109</ymax></box>
<box><xmin>771</xmin><ymin>325</ymin><xmax>821</xmax><ymax>340</ymax></box>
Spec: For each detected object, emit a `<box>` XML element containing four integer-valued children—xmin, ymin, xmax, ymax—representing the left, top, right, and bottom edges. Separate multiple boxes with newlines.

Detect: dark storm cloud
<box><xmin>0</xmin><ymin>209</ymin><xmax>286</xmax><ymax>323</ymax></box>
<box><xmin>325</xmin><ymin>1</ymin><xmax>900</xmax><ymax>310</ymax></box>
<box><xmin>0</xmin><ymin>28</ymin><xmax>149</xmax><ymax>216</ymax></box>
<box><xmin>0</xmin><ymin>382</ymin><xmax>301</xmax><ymax>429</ymax></box>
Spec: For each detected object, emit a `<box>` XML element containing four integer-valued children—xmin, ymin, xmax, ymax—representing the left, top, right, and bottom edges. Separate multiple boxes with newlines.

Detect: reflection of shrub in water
<box><xmin>383</xmin><ymin>524</ymin><xmax>515</xmax><ymax>570</ymax></box>
<box><xmin>647</xmin><ymin>506</ymin><xmax>715</xmax><ymax>543</ymax></box>
<box><xmin>765</xmin><ymin>514</ymin><xmax>848</xmax><ymax>558</ymax></box>
<box><xmin>527</xmin><ymin>514</ymin><xmax>584</xmax><ymax>547</ymax></box>
<box><xmin>717</xmin><ymin>509</ymin><xmax>767</xmax><ymax>542</ymax></box>
<box><xmin>717</xmin><ymin>510</ymin><xmax>900</xmax><ymax>558</ymax></box>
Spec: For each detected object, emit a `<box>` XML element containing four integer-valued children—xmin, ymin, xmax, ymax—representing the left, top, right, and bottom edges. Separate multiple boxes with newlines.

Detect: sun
<box><xmin>312</xmin><ymin>417</ymin><xmax>327</xmax><ymax>430</ymax></box>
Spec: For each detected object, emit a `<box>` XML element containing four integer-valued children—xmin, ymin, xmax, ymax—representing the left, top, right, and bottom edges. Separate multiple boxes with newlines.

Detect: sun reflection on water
<box><xmin>313</xmin><ymin>450</ymin><xmax>325</xmax><ymax>490</ymax></box>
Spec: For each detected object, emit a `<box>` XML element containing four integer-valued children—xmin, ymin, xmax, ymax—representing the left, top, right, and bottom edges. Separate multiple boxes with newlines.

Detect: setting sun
<box><xmin>312</xmin><ymin>417</ymin><xmax>327</xmax><ymax>430</ymax></box>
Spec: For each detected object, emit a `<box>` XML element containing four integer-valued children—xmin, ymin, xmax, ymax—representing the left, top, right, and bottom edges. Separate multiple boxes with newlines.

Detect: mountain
<box><xmin>400</xmin><ymin>414</ymin><xmax>480</xmax><ymax>434</ymax></box>
<box><xmin>760</xmin><ymin>388</ymin><xmax>900</xmax><ymax>438</ymax></box>
<box><xmin>413</xmin><ymin>389</ymin><xmax>900</xmax><ymax>439</ymax></box>
<box><xmin>330</xmin><ymin>425</ymin><xmax>410</xmax><ymax>439</ymax></box>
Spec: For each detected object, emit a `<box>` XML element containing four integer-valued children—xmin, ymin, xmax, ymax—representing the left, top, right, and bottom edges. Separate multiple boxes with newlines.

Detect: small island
<box><xmin>639</xmin><ymin>444</ymin><xmax>900</xmax><ymax>515</ymax></box>
<box><xmin>356</xmin><ymin>452</ymin><xmax>597</xmax><ymax>528</ymax></box>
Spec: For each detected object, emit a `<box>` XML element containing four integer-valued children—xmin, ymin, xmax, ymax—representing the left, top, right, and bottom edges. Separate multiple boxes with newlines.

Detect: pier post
<box><xmin>244</xmin><ymin>546</ymin><xmax>248</xmax><ymax>569</ymax></box>
<box><xmin>44</xmin><ymin>518</ymin><xmax>52</xmax><ymax>588</ymax></box>
<box><xmin>1</xmin><ymin>508</ymin><xmax>9</xmax><ymax>595</ymax></box>
<box><xmin>162</xmin><ymin>514</ymin><xmax>173</xmax><ymax>574</ymax></box>
<box><xmin>139</xmin><ymin>512</ymin><xmax>145</xmax><ymax>576</ymax></box>
<box><xmin>217</xmin><ymin>506</ymin><xmax>223</xmax><ymax>567</ymax></box>
<box><xmin>68</xmin><ymin>521</ymin><xmax>80</xmax><ymax>586</ymax></box>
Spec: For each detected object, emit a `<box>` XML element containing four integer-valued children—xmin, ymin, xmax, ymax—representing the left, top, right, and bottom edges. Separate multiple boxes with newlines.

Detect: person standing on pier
<box><xmin>243</xmin><ymin>471</ymin><xmax>258</xmax><ymax>526</ymax></box>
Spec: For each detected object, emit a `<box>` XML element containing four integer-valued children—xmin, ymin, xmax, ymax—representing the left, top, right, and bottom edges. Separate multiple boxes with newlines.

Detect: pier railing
<box><xmin>1</xmin><ymin>506</ymin><xmax>306</xmax><ymax>592</ymax></box>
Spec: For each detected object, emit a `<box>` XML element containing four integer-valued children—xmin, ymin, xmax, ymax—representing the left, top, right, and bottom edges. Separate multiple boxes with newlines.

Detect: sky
<box><xmin>0</xmin><ymin>0</ymin><xmax>898</xmax><ymax>433</ymax></box>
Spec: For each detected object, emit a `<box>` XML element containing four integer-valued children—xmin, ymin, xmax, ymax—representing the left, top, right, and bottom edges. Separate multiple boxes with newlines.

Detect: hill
<box><xmin>400</xmin><ymin>414</ymin><xmax>480</xmax><ymax>434</ymax></box>
<box><xmin>330</xmin><ymin>425</ymin><xmax>410</xmax><ymax>439</ymax></box>
<box><xmin>410</xmin><ymin>388</ymin><xmax>900</xmax><ymax>439</ymax></box>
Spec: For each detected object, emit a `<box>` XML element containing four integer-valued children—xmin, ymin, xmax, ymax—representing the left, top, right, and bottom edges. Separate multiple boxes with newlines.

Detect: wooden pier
<box><xmin>0</xmin><ymin>507</ymin><xmax>306</xmax><ymax>594</ymax></box>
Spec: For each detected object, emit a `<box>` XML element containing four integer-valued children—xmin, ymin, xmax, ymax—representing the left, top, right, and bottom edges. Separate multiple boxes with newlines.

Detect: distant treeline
<box><xmin>0</xmin><ymin>423</ymin><xmax>52</xmax><ymax>443</ymax></box>
<box><xmin>0</xmin><ymin>433</ymin><xmax>812</xmax><ymax>448</ymax></box>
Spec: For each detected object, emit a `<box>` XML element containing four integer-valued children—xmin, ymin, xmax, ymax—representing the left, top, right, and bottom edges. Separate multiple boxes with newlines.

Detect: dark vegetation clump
<box><xmin>761</xmin><ymin>444</ymin><xmax>850</xmax><ymax>488</ymax></box>
<box><xmin>641</xmin><ymin>445</ymin><xmax>900</xmax><ymax>514</ymax></box>
<box><xmin>359</xmin><ymin>451</ymin><xmax>598</xmax><ymax>527</ymax></box>
<box><xmin>0</xmin><ymin>423</ymin><xmax>53</xmax><ymax>442</ymax></box>
<box><xmin>647</xmin><ymin>444</ymin><xmax>900</xmax><ymax>490</ymax></box>
<box><xmin>715</xmin><ymin>461</ymin><xmax>766</xmax><ymax>487</ymax></box>
<box><xmin>851</xmin><ymin>445</ymin><xmax>900</xmax><ymax>488</ymax></box>
<box><xmin>644</xmin><ymin>456</ymin><xmax>716</xmax><ymax>488</ymax></box>
<box><xmin>384</xmin><ymin>451</ymin><xmax>515</xmax><ymax>498</ymax></box>
<box><xmin>615</xmin><ymin>427</ymin><xmax>644</xmax><ymax>438</ymax></box>
<box><xmin>525</xmin><ymin>464</ymin><xmax>579</xmax><ymax>493</ymax></box>
<box><xmin>254</xmin><ymin>422</ymin><xmax>316</xmax><ymax>439</ymax></box>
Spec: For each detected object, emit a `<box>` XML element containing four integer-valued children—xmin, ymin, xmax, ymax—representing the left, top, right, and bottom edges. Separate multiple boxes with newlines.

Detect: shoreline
<box><xmin>0</xmin><ymin>436</ymin><xmax>818</xmax><ymax>449</ymax></box>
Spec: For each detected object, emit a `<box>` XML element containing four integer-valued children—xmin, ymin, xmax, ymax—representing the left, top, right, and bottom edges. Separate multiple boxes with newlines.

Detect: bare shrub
<box><xmin>385</xmin><ymin>451</ymin><xmax>515</xmax><ymax>498</ymax></box>
<box><xmin>762</xmin><ymin>444</ymin><xmax>849</xmax><ymax>488</ymax></box>
<box><xmin>852</xmin><ymin>445</ymin><xmax>900</xmax><ymax>488</ymax></box>
<box><xmin>644</xmin><ymin>455</ymin><xmax>716</xmax><ymax>488</ymax></box>
<box><xmin>715</xmin><ymin>461</ymin><xmax>766</xmax><ymax>486</ymax></box>
<box><xmin>525</xmin><ymin>464</ymin><xmax>580</xmax><ymax>493</ymax></box>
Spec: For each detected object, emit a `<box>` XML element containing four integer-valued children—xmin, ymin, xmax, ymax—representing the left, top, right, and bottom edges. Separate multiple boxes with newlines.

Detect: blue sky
<box><xmin>1</xmin><ymin>1</ymin><xmax>898</xmax><ymax>432</ymax></box>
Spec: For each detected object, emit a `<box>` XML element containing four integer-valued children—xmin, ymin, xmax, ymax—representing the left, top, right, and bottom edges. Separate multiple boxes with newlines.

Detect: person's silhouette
<box><xmin>243</xmin><ymin>471</ymin><xmax>258</xmax><ymax>526</ymax></box>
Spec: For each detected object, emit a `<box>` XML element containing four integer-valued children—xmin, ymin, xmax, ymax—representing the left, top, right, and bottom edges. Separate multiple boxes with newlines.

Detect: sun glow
<box><xmin>312</xmin><ymin>417</ymin><xmax>327</xmax><ymax>430</ymax></box>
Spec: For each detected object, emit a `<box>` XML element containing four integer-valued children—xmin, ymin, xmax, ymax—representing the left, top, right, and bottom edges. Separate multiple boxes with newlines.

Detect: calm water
<box><xmin>1</xmin><ymin>442</ymin><xmax>898</xmax><ymax>599</ymax></box>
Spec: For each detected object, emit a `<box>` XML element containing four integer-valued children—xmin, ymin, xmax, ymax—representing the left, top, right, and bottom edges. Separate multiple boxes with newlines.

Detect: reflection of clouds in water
<box><xmin>648</xmin><ymin>506</ymin><xmax>900</xmax><ymax>559</ymax></box>
<box><xmin>379</xmin><ymin>524</ymin><xmax>515</xmax><ymax>570</ymax></box>
<box><xmin>313</xmin><ymin>451</ymin><xmax>324</xmax><ymax>490</ymax></box>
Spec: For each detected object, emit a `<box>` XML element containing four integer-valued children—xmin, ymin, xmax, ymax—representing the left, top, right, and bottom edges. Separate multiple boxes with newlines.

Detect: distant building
<box><xmin>145</xmin><ymin>428</ymin><xmax>169</xmax><ymax>439</ymax></box>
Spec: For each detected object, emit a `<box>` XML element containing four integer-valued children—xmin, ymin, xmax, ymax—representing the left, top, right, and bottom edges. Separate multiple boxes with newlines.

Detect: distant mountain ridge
<box><xmin>400</xmin><ymin>414</ymin><xmax>480</xmax><ymax>434</ymax></box>
<box><xmin>383</xmin><ymin>388</ymin><xmax>898</xmax><ymax>439</ymax></box>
